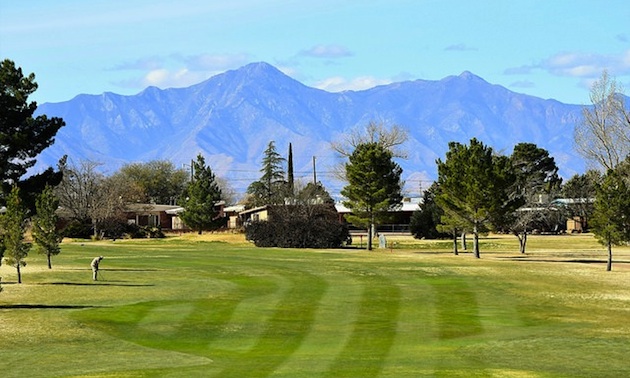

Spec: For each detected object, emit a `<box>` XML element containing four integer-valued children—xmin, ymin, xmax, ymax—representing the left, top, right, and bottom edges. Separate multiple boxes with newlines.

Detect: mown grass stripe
<box><xmin>214</xmin><ymin>268</ymin><xmax>327</xmax><ymax>377</ymax></box>
<box><xmin>325</xmin><ymin>272</ymin><xmax>401</xmax><ymax>377</ymax></box>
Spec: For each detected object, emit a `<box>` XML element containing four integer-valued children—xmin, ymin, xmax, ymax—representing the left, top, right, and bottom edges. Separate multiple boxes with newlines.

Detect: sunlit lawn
<box><xmin>0</xmin><ymin>233</ymin><xmax>629</xmax><ymax>377</ymax></box>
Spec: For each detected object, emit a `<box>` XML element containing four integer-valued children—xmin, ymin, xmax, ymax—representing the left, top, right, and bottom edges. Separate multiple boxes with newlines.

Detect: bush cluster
<box><xmin>62</xmin><ymin>219</ymin><xmax>165</xmax><ymax>239</ymax></box>
<box><xmin>245</xmin><ymin>204</ymin><xmax>349</xmax><ymax>248</ymax></box>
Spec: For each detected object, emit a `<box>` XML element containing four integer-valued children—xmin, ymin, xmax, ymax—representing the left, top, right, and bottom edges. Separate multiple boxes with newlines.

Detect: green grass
<box><xmin>1</xmin><ymin>233</ymin><xmax>629</xmax><ymax>377</ymax></box>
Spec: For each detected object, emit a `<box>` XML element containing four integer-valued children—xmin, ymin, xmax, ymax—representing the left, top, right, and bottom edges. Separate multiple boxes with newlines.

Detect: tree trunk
<box><xmin>461</xmin><ymin>232</ymin><xmax>467</xmax><ymax>250</ymax></box>
<box><xmin>607</xmin><ymin>240</ymin><xmax>613</xmax><ymax>271</ymax></box>
<box><xmin>47</xmin><ymin>254</ymin><xmax>52</xmax><ymax>269</ymax></box>
<box><xmin>473</xmin><ymin>223</ymin><xmax>480</xmax><ymax>258</ymax></box>
<box><xmin>452</xmin><ymin>230</ymin><xmax>459</xmax><ymax>255</ymax></box>
<box><xmin>519</xmin><ymin>231</ymin><xmax>527</xmax><ymax>254</ymax></box>
<box><xmin>367</xmin><ymin>222</ymin><xmax>373</xmax><ymax>251</ymax></box>
<box><xmin>17</xmin><ymin>264</ymin><xmax>22</xmax><ymax>284</ymax></box>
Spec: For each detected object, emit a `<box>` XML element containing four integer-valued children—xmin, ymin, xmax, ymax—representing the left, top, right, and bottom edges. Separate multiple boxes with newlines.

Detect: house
<box><xmin>223</xmin><ymin>204</ymin><xmax>246</xmax><ymax>228</ymax></box>
<box><xmin>550</xmin><ymin>198</ymin><xmax>595</xmax><ymax>233</ymax></box>
<box><xmin>124</xmin><ymin>201</ymin><xmax>227</xmax><ymax>231</ymax></box>
<box><xmin>238</xmin><ymin>205</ymin><xmax>269</xmax><ymax>226</ymax></box>
<box><xmin>124</xmin><ymin>203</ymin><xmax>183</xmax><ymax>230</ymax></box>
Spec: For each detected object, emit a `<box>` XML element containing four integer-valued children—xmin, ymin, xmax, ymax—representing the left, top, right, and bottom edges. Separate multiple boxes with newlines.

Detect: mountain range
<box><xmin>34</xmin><ymin>61</ymin><xmax>586</xmax><ymax>197</ymax></box>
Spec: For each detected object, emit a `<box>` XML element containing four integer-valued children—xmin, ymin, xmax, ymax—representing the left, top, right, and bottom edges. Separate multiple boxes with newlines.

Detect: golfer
<box><xmin>91</xmin><ymin>256</ymin><xmax>104</xmax><ymax>281</ymax></box>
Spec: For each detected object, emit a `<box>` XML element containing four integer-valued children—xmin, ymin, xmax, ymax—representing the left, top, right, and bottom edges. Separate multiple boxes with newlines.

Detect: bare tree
<box><xmin>331</xmin><ymin>121</ymin><xmax>409</xmax><ymax>158</ymax></box>
<box><xmin>331</xmin><ymin>121</ymin><xmax>408</xmax><ymax>182</ymax></box>
<box><xmin>56</xmin><ymin>160</ymin><xmax>136</xmax><ymax>238</ymax></box>
<box><xmin>574</xmin><ymin>70</ymin><xmax>630</xmax><ymax>171</ymax></box>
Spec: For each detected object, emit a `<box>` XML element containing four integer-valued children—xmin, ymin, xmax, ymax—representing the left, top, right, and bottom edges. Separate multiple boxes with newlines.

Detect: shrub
<box><xmin>245</xmin><ymin>204</ymin><xmax>349</xmax><ymax>248</ymax></box>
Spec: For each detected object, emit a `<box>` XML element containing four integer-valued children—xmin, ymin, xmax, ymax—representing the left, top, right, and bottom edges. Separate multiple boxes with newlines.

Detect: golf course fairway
<box><xmin>0</xmin><ymin>233</ymin><xmax>629</xmax><ymax>377</ymax></box>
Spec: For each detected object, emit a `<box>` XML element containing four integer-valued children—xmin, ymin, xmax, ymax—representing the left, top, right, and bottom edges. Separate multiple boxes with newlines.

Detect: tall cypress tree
<box><xmin>287</xmin><ymin>143</ymin><xmax>294</xmax><ymax>196</ymax></box>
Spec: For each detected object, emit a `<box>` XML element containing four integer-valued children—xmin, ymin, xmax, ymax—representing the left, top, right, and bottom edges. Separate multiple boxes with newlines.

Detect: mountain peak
<box><xmin>457</xmin><ymin>71</ymin><xmax>485</xmax><ymax>81</ymax></box>
<box><xmin>236</xmin><ymin>61</ymin><xmax>286</xmax><ymax>78</ymax></box>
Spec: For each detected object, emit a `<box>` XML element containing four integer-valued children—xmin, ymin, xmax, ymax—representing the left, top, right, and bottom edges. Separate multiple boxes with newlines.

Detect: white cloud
<box><xmin>541</xmin><ymin>49</ymin><xmax>630</xmax><ymax>78</ymax></box>
<box><xmin>314</xmin><ymin>76</ymin><xmax>392</xmax><ymax>92</ymax></box>
<box><xmin>112</xmin><ymin>53</ymin><xmax>252</xmax><ymax>90</ymax></box>
<box><xmin>175</xmin><ymin>53</ymin><xmax>251</xmax><ymax>70</ymax></box>
<box><xmin>141</xmin><ymin>68</ymin><xmax>210</xmax><ymax>88</ymax></box>
<box><xmin>299</xmin><ymin>44</ymin><xmax>353</xmax><ymax>58</ymax></box>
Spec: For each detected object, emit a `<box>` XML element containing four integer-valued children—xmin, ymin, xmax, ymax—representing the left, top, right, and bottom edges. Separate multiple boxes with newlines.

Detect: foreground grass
<box><xmin>0</xmin><ymin>233</ymin><xmax>629</xmax><ymax>377</ymax></box>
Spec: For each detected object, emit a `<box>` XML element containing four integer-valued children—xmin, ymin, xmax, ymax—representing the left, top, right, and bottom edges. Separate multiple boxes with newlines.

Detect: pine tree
<box><xmin>341</xmin><ymin>142</ymin><xmax>403</xmax><ymax>250</ymax></box>
<box><xmin>246</xmin><ymin>141</ymin><xmax>286</xmax><ymax>207</ymax></box>
<box><xmin>0</xmin><ymin>59</ymin><xmax>65</xmax><ymax>203</ymax></box>
<box><xmin>436</xmin><ymin>139</ymin><xmax>519</xmax><ymax>258</ymax></box>
<box><xmin>1</xmin><ymin>186</ymin><xmax>30</xmax><ymax>283</ymax></box>
<box><xmin>179</xmin><ymin>154</ymin><xmax>223</xmax><ymax>234</ymax></box>
<box><xmin>591</xmin><ymin>169</ymin><xmax>630</xmax><ymax>271</ymax></box>
<box><xmin>32</xmin><ymin>185</ymin><xmax>62</xmax><ymax>269</ymax></box>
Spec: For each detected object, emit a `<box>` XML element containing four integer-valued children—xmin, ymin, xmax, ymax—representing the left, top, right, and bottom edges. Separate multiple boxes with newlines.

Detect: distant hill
<box><xmin>34</xmin><ymin>62</ymin><xmax>585</xmax><ymax>197</ymax></box>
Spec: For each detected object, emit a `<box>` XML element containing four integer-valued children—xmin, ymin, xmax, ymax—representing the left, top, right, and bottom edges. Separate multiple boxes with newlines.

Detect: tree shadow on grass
<box><xmin>497</xmin><ymin>257</ymin><xmax>630</xmax><ymax>264</ymax></box>
<box><xmin>0</xmin><ymin>304</ymin><xmax>105</xmax><ymax>309</ymax></box>
<box><xmin>37</xmin><ymin>282</ymin><xmax>155</xmax><ymax>287</ymax></box>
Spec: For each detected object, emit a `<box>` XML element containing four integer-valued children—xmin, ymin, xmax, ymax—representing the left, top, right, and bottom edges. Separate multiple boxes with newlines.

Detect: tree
<box><xmin>561</xmin><ymin>170</ymin><xmax>601</xmax><ymax>232</ymax></box>
<box><xmin>332</xmin><ymin>121</ymin><xmax>409</xmax><ymax>159</ymax></box>
<box><xmin>0</xmin><ymin>59</ymin><xmax>65</xmax><ymax>202</ymax></box>
<box><xmin>32</xmin><ymin>185</ymin><xmax>62</xmax><ymax>269</ymax></box>
<box><xmin>56</xmin><ymin>159</ymin><xmax>135</xmax><ymax>238</ymax></box>
<box><xmin>436</xmin><ymin>139</ymin><xmax>519</xmax><ymax>258</ymax></box>
<box><xmin>179</xmin><ymin>154</ymin><xmax>223</xmax><ymax>234</ymax></box>
<box><xmin>341</xmin><ymin>142</ymin><xmax>403</xmax><ymax>250</ymax></box>
<box><xmin>410</xmin><ymin>182</ymin><xmax>449</xmax><ymax>240</ymax></box>
<box><xmin>1</xmin><ymin>186</ymin><xmax>30</xmax><ymax>283</ymax></box>
<box><xmin>287</xmin><ymin>143</ymin><xmax>294</xmax><ymax>196</ymax></box>
<box><xmin>574</xmin><ymin>70</ymin><xmax>630</xmax><ymax>171</ymax></box>
<box><xmin>111</xmin><ymin>160</ymin><xmax>189</xmax><ymax>204</ymax></box>
<box><xmin>246</xmin><ymin>141</ymin><xmax>286</xmax><ymax>207</ymax></box>
<box><xmin>507</xmin><ymin>143</ymin><xmax>561</xmax><ymax>253</ymax></box>
<box><xmin>590</xmin><ymin>169</ymin><xmax>630</xmax><ymax>271</ymax></box>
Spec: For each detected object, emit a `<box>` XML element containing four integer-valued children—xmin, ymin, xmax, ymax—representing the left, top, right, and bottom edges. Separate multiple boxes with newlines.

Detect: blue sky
<box><xmin>1</xmin><ymin>0</ymin><xmax>629</xmax><ymax>105</ymax></box>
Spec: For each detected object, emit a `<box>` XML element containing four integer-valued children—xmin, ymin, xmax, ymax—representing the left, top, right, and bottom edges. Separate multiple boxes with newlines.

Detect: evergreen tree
<box><xmin>341</xmin><ymin>142</ymin><xmax>403</xmax><ymax>250</ymax></box>
<box><xmin>32</xmin><ymin>185</ymin><xmax>62</xmax><ymax>269</ymax></box>
<box><xmin>0</xmin><ymin>59</ymin><xmax>65</xmax><ymax>204</ymax></box>
<box><xmin>436</xmin><ymin>139</ymin><xmax>519</xmax><ymax>258</ymax></box>
<box><xmin>1</xmin><ymin>186</ymin><xmax>30</xmax><ymax>283</ymax></box>
<box><xmin>506</xmin><ymin>143</ymin><xmax>560</xmax><ymax>253</ymax></box>
<box><xmin>410</xmin><ymin>182</ymin><xmax>449</xmax><ymax>240</ymax></box>
<box><xmin>246</xmin><ymin>141</ymin><xmax>286</xmax><ymax>207</ymax></box>
<box><xmin>287</xmin><ymin>143</ymin><xmax>294</xmax><ymax>196</ymax></box>
<box><xmin>591</xmin><ymin>169</ymin><xmax>630</xmax><ymax>271</ymax></box>
<box><xmin>179</xmin><ymin>154</ymin><xmax>223</xmax><ymax>234</ymax></box>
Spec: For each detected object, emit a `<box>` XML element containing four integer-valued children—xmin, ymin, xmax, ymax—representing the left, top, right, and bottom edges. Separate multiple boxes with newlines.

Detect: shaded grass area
<box><xmin>0</xmin><ymin>234</ymin><xmax>629</xmax><ymax>377</ymax></box>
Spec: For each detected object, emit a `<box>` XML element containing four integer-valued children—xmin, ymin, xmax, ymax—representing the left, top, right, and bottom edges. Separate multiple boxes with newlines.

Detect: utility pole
<box><xmin>312</xmin><ymin>156</ymin><xmax>317</xmax><ymax>184</ymax></box>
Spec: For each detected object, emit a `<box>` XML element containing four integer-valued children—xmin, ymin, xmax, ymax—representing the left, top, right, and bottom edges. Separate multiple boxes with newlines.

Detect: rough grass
<box><xmin>0</xmin><ymin>233</ymin><xmax>629</xmax><ymax>377</ymax></box>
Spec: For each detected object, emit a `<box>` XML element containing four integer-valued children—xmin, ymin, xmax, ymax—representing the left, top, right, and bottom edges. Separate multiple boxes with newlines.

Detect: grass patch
<box><xmin>0</xmin><ymin>233</ymin><xmax>629</xmax><ymax>377</ymax></box>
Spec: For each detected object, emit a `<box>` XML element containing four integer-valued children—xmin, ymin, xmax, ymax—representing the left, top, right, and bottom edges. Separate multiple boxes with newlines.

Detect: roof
<box><xmin>125</xmin><ymin>203</ymin><xmax>182</xmax><ymax>213</ymax></box>
<box><xmin>224</xmin><ymin>205</ymin><xmax>246</xmax><ymax>213</ymax></box>
<box><xmin>238</xmin><ymin>205</ymin><xmax>269</xmax><ymax>216</ymax></box>
<box><xmin>335</xmin><ymin>198</ymin><xmax>421</xmax><ymax>213</ymax></box>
